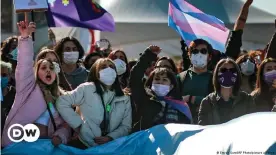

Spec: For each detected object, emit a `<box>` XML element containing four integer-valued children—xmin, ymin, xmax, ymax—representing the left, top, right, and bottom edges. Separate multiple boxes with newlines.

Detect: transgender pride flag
<box><xmin>168</xmin><ymin>0</ymin><xmax>230</xmax><ymax>52</ymax></box>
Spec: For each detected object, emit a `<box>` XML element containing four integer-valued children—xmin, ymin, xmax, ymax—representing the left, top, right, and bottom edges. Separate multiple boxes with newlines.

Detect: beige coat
<box><xmin>56</xmin><ymin>82</ymin><xmax>132</xmax><ymax>147</ymax></box>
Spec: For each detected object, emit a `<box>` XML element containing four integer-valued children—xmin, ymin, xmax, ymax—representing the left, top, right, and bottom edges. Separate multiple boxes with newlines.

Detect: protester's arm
<box><xmin>129</xmin><ymin>46</ymin><xmax>159</xmax><ymax>107</ymax></box>
<box><xmin>234</xmin><ymin>0</ymin><xmax>252</xmax><ymax>31</ymax></box>
<box><xmin>265</xmin><ymin>20</ymin><xmax>276</xmax><ymax>59</ymax></box>
<box><xmin>15</xmin><ymin>22</ymin><xmax>36</xmax><ymax>94</ymax></box>
<box><xmin>198</xmin><ymin>97</ymin><xmax>211</xmax><ymax>125</ymax></box>
<box><xmin>56</xmin><ymin>83</ymin><xmax>87</xmax><ymax>130</ymax></box>
<box><xmin>107</xmin><ymin>97</ymin><xmax>132</xmax><ymax>139</ymax></box>
<box><xmin>180</xmin><ymin>38</ymin><xmax>191</xmax><ymax>71</ymax></box>
<box><xmin>225</xmin><ymin>0</ymin><xmax>252</xmax><ymax>60</ymax></box>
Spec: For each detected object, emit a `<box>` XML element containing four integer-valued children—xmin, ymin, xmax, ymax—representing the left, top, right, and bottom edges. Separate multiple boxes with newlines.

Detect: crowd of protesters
<box><xmin>1</xmin><ymin>0</ymin><xmax>276</xmax><ymax>149</ymax></box>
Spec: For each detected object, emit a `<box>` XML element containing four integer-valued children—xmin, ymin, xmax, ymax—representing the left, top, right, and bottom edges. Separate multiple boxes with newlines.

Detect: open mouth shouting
<box><xmin>42</xmin><ymin>72</ymin><xmax>55</xmax><ymax>85</ymax></box>
<box><xmin>38</xmin><ymin>60</ymin><xmax>56</xmax><ymax>85</ymax></box>
<box><xmin>46</xmin><ymin>73</ymin><xmax>52</xmax><ymax>82</ymax></box>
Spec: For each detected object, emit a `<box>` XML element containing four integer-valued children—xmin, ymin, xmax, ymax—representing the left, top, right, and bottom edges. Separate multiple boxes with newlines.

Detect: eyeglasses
<box><xmin>219</xmin><ymin>68</ymin><xmax>236</xmax><ymax>73</ymax></box>
<box><xmin>191</xmin><ymin>49</ymin><xmax>208</xmax><ymax>54</ymax></box>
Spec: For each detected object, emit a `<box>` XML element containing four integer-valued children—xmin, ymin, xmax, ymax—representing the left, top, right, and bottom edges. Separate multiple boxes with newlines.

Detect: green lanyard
<box><xmin>106</xmin><ymin>104</ymin><xmax>111</xmax><ymax>112</ymax></box>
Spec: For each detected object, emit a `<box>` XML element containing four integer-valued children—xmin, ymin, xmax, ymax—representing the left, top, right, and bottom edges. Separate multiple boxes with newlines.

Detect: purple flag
<box><xmin>158</xmin><ymin>96</ymin><xmax>193</xmax><ymax>122</ymax></box>
<box><xmin>46</xmin><ymin>0</ymin><xmax>115</xmax><ymax>32</ymax></box>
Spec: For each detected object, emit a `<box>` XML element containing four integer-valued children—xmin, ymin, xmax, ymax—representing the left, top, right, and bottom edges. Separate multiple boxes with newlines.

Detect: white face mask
<box><xmin>113</xmin><ymin>59</ymin><xmax>127</xmax><ymax>76</ymax></box>
<box><xmin>151</xmin><ymin>84</ymin><xmax>171</xmax><ymax>97</ymax></box>
<box><xmin>191</xmin><ymin>53</ymin><xmax>208</xmax><ymax>69</ymax></box>
<box><xmin>240</xmin><ymin>59</ymin><xmax>255</xmax><ymax>76</ymax></box>
<box><xmin>99</xmin><ymin>67</ymin><xmax>117</xmax><ymax>86</ymax></box>
<box><xmin>63</xmin><ymin>52</ymin><xmax>79</xmax><ymax>64</ymax></box>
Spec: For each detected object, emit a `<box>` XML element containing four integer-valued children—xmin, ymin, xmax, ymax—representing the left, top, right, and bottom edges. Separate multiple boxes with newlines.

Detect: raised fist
<box><xmin>17</xmin><ymin>21</ymin><xmax>36</xmax><ymax>38</ymax></box>
<box><xmin>148</xmin><ymin>45</ymin><xmax>161</xmax><ymax>55</ymax></box>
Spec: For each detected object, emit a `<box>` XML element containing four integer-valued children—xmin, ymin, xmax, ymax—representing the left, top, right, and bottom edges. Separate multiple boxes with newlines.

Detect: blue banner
<box><xmin>2</xmin><ymin>113</ymin><xmax>276</xmax><ymax>155</ymax></box>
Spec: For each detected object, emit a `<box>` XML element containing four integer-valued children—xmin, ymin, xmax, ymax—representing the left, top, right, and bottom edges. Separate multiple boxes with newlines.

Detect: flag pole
<box><xmin>31</xmin><ymin>10</ymin><xmax>35</xmax><ymax>41</ymax></box>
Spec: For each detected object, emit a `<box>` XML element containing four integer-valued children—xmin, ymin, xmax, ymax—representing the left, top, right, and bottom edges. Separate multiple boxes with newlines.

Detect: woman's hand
<box><xmin>149</xmin><ymin>45</ymin><xmax>161</xmax><ymax>55</ymax></box>
<box><xmin>51</xmin><ymin>136</ymin><xmax>62</xmax><ymax>146</ymax></box>
<box><xmin>94</xmin><ymin>136</ymin><xmax>113</xmax><ymax>145</ymax></box>
<box><xmin>17</xmin><ymin>14</ymin><xmax>36</xmax><ymax>38</ymax></box>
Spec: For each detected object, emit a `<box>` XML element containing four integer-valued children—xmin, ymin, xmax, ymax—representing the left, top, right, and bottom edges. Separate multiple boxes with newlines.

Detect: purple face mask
<box><xmin>218</xmin><ymin>69</ymin><xmax>238</xmax><ymax>88</ymax></box>
<box><xmin>264</xmin><ymin>70</ymin><xmax>276</xmax><ymax>84</ymax></box>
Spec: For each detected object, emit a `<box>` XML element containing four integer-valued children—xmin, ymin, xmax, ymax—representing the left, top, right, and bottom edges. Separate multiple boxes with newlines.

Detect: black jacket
<box><xmin>130</xmin><ymin>49</ymin><xmax>191</xmax><ymax>131</ymax></box>
<box><xmin>251</xmin><ymin>92</ymin><xmax>276</xmax><ymax>112</ymax></box>
<box><xmin>198</xmin><ymin>91</ymin><xmax>255</xmax><ymax>125</ymax></box>
<box><xmin>1</xmin><ymin>86</ymin><xmax>16</xmax><ymax>135</ymax></box>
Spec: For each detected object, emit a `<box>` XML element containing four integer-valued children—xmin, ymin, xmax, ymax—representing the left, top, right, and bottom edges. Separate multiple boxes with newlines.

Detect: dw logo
<box><xmin>7</xmin><ymin>124</ymin><xmax>40</xmax><ymax>142</ymax></box>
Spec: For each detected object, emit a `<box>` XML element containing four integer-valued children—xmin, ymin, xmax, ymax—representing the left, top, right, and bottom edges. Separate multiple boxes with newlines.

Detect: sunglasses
<box><xmin>219</xmin><ymin>68</ymin><xmax>237</xmax><ymax>73</ymax></box>
<box><xmin>191</xmin><ymin>49</ymin><xmax>208</xmax><ymax>54</ymax></box>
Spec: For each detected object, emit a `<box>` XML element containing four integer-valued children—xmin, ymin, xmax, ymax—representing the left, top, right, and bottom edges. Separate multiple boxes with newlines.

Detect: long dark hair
<box><xmin>1</xmin><ymin>36</ymin><xmax>18</xmax><ymax>62</ymax></box>
<box><xmin>36</xmin><ymin>49</ymin><xmax>72</xmax><ymax>91</ymax></box>
<box><xmin>87</xmin><ymin>58</ymin><xmax>124</xmax><ymax>97</ymax></box>
<box><xmin>83</xmin><ymin>52</ymin><xmax>102</xmax><ymax>70</ymax></box>
<box><xmin>145</xmin><ymin>68</ymin><xmax>182</xmax><ymax>100</ymax></box>
<box><xmin>108</xmin><ymin>50</ymin><xmax>130</xmax><ymax>88</ymax></box>
<box><xmin>54</xmin><ymin>37</ymin><xmax>85</xmax><ymax>63</ymax></box>
<box><xmin>213</xmin><ymin>58</ymin><xmax>242</xmax><ymax>96</ymax></box>
<box><xmin>252</xmin><ymin>58</ymin><xmax>276</xmax><ymax>98</ymax></box>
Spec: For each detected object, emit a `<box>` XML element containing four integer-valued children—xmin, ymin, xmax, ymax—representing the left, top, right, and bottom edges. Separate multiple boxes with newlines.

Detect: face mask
<box><xmin>1</xmin><ymin>77</ymin><xmax>9</xmax><ymax>89</ymax></box>
<box><xmin>99</xmin><ymin>67</ymin><xmax>117</xmax><ymax>86</ymax></box>
<box><xmin>63</xmin><ymin>52</ymin><xmax>79</xmax><ymax>64</ymax></box>
<box><xmin>151</xmin><ymin>84</ymin><xmax>171</xmax><ymax>97</ymax></box>
<box><xmin>218</xmin><ymin>70</ymin><xmax>237</xmax><ymax>88</ymax></box>
<box><xmin>240</xmin><ymin>59</ymin><xmax>255</xmax><ymax>76</ymax></box>
<box><xmin>10</xmin><ymin>48</ymin><xmax>18</xmax><ymax>61</ymax></box>
<box><xmin>191</xmin><ymin>53</ymin><xmax>208</xmax><ymax>69</ymax></box>
<box><xmin>113</xmin><ymin>59</ymin><xmax>127</xmax><ymax>76</ymax></box>
<box><xmin>264</xmin><ymin>70</ymin><xmax>276</xmax><ymax>84</ymax></box>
